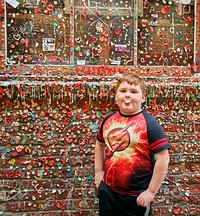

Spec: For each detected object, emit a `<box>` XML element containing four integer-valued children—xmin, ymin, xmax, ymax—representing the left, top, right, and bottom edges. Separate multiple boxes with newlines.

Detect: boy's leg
<box><xmin>114</xmin><ymin>193</ymin><xmax>147</xmax><ymax>216</ymax></box>
<box><xmin>98</xmin><ymin>181</ymin><xmax>117</xmax><ymax>216</ymax></box>
<box><xmin>97</xmin><ymin>181</ymin><xmax>148</xmax><ymax>216</ymax></box>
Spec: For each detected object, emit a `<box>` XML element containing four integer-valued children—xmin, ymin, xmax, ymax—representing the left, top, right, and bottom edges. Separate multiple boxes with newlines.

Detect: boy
<box><xmin>94</xmin><ymin>74</ymin><xmax>170</xmax><ymax>216</ymax></box>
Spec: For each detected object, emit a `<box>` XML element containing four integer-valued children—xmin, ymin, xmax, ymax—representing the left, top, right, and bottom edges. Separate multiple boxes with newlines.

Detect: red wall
<box><xmin>0</xmin><ymin>1</ymin><xmax>199</xmax><ymax>215</ymax></box>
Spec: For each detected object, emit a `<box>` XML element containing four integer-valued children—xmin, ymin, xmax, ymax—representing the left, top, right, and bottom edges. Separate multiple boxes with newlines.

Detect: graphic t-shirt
<box><xmin>97</xmin><ymin>110</ymin><xmax>170</xmax><ymax>196</ymax></box>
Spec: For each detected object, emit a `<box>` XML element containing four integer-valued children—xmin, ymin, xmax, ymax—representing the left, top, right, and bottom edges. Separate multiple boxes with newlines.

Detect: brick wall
<box><xmin>0</xmin><ymin>77</ymin><xmax>199</xmax><ymax>215</ymax></box>
<box><xmin>0</xmin><ymin>1</ymin><xmax>200</xmax><ymax>216</ymax></box>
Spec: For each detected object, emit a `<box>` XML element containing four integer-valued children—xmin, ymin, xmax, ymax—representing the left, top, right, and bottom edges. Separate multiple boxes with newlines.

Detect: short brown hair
<box><xmin>115</xmin><ymin>74</ymin><xmax>146</xmax><ymax>94</ymax></box>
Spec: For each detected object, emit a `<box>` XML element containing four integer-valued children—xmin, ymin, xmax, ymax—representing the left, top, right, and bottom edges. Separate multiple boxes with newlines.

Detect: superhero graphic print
<box><xmin>97</xmin><ymin>110</ymin><xmax>170</xmax><ymax>196</ymax></box>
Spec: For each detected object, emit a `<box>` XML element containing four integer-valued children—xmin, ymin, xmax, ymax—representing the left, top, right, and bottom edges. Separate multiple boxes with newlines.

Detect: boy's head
<box><xmin>115</xmin><ymin>74</ymin><xmax>146</xmax><ymax>115</ymax></box>
<box><xmin>116</xmin><ymin>74</ymin><xmax>146</xmax><ymax>94</ymax></box>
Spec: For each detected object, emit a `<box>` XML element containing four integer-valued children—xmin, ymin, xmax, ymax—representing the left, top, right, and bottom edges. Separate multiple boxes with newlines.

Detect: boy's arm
<box><xmin>94</xmin><ymin>140</ymin><xmax>106</xmax><ymax>188</ymax></box>
<box><xmin>137</xmin><ymin>149</ymin><xmax>170</xmax><ymax>207</ymax></box>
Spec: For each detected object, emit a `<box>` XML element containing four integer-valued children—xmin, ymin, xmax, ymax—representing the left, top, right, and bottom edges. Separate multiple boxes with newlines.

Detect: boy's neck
<box><xmin>119</xmin><ymin>109</ymin><xmax>143</xmax><ymax>117</ymax></box>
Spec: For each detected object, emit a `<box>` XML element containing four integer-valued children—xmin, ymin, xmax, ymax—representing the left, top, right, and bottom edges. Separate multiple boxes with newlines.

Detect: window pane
<box><xmin>137</xmin><ymin>0</ymin><xmax>195</xmax><ymax>67</ymax></box>
<box><xmin>74</xmin><ymin>0</ymin><xmax>135</xmax><ymax>66</ymax></box>
<box><xmin>5</xmin><ymin>0</ymin><xmax>195</xmax><ymax>66</ymax></box>
<box><xmin>6</xmin><ymin>0</ymin><xmax>70</xmax><ymax>65</ymax></box>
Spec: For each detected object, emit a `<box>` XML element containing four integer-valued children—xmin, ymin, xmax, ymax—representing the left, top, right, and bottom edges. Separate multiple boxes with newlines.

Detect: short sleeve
<box><xmin>96</xmin><ymin>113</ymin><xmax>114</xmax><ymax>143</ymax></box>
<box><xmin>144</xmin><ymin>112</ymin><xmax>171</xmax><ymax>154</ymax></box>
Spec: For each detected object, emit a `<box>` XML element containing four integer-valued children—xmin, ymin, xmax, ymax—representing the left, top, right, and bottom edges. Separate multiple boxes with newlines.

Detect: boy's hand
<box><xmin>94</xmin><ymin>170</ymin><xmax>104</xmax><ymax>188</ymax></box>
<box><xmin>94</xmin><ymin>170</ymin><xmax>104</xmax><ymax>196</ymax></box>
<box><xmin>136</xmin><ymin>189</ymin><xmax>155</xmax><ymax>207</ymax></box>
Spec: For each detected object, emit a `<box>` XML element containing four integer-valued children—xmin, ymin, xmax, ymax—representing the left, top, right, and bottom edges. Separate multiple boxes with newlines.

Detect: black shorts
<box><xmin>98</xmin><ymin>181</ymin><xmax>148</xmax><ymax>216</ymax></box>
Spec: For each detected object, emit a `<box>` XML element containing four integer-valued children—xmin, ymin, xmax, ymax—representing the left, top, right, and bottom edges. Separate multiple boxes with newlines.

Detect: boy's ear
<box><xmin>142</xmin><ymin>94</ymin><xmax>146</xmax><ymax>103</ymax></box>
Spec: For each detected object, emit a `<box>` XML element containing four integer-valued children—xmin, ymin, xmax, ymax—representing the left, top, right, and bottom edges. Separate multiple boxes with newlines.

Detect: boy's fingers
<box><xmin>94</xmin><ymin>184</ymin><xmax>99</xmax><ymax>197</ymax></box>
<box><xmin>94</xmin><ymin>182</ymin><xmax>99</xmax><ymax>188</ymax></box>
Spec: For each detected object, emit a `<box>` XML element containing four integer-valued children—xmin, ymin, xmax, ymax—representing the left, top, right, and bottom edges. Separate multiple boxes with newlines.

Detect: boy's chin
<box><xmin>121</xmin><ymin>110</ymin><xmax>135</xmax><ymax>115</ymax></box>
<box><xmin>120</xmin><ymin>108</ymin><xmax>140</xmax><ymax>115</ymax></box>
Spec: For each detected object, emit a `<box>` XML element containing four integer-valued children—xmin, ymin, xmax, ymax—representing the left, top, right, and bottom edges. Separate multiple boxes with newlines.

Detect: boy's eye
<box><xmin>120</xmin><ymin>89</ymin><xmax>126</xmax><ymax>92</ymax></box>
<box><xmin>119</xmin><ymin>89</ymin><xmax>137</xmax><ymax>93</ymax></box>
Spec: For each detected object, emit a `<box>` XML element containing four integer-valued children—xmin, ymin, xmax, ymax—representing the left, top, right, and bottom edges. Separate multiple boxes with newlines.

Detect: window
<box><xmin>137</xmin><ymin>0</ymin><xmax>195</xmax><ymax>67</ymax></box>
<box><xmin>5</xmin><ymin>0</ymin><xmax>195</xmax><ymax>66</ymax></box>
<box><xmin>6</xmin><ymin>0</ymin><xmax>70</xmax><ymax>65</ymax></box>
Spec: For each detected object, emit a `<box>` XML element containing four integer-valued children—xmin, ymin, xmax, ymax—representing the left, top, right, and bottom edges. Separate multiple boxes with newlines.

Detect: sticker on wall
<box><xmin>151</xmin><ymin>14</ymin><xmax>158</xmax><ymax>25</ymax></box>
<box><xmin>26</xmin><ymin>0</ymin><xmax>39</xmax><ymax>6</ymax></box>
<box><xmin>77</xmin><ymin>60</ymin><xmax>86</xmax><ymax>65</ymax></box>
<box><xmin>181</xmin><ymin>0</ymin><xmax>191</xmax><ymax>4</ymax></box>
<box><xmin>42</xmin><ymin>38</ymin><xmax>56</xmax><ymax>51</ymax></box>
<box><xmin>115</xmin><ymin>44</ymin><xmax>127</xmax><ymax>52</ymax></box>
<box><xmin>5</xmin><ymin>0</ymin><xmax>19</xmax><ymax>8</ymax></box>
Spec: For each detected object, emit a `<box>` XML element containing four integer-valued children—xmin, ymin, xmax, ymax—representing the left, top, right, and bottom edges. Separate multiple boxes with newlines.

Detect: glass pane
<box><xmin>6</xmin><ymin>0</ymin><xmax>70</xmax><ymax>65</ymax></box>
<box><xmin>74</xmin><ymin>0</ymin><xmax>135</xmax><ymax>66</ymax></box>
<box><xmin>137</xmin><ymin>0</ymin><xmax>195</xmax><ymax>67</ymax></box>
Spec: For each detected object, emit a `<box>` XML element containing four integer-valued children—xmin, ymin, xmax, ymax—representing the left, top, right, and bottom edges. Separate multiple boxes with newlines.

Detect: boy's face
<box><xmin>116</xmin><ymin>81</ymin><xmax>145</xmax><ymax>115</ymax></box>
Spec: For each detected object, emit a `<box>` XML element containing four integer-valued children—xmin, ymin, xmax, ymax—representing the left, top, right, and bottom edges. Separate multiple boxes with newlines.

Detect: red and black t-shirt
<box><xmin>97</xmin><ymin>110</ymin><xmax>170</xmax><ymax>196</ymax></box>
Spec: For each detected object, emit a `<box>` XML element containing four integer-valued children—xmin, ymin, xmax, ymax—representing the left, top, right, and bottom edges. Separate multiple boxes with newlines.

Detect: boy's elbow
<box><xmin>165</xmin><ymin>150</ymin><xmax>170</xmax><ymax>164</ymax></box>
<box><xmin>155</xmin><ymin>149</ymin><xmax>170</xmax><ymax>165</ymax></box>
